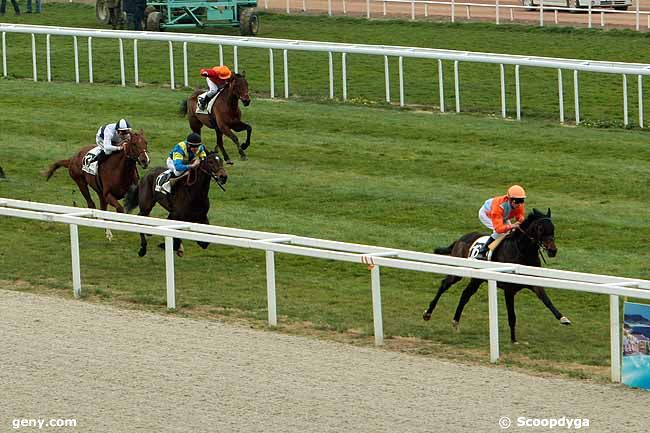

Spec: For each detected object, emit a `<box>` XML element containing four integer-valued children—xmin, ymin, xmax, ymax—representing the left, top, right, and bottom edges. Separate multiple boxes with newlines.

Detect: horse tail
<box><xmin>124</xmin><ymin>184</ymin><xmax>140</xmax><ymax>213</ymax></box>
<box><xmin>433</xmin><ymin>241</ymin><xmax>456</xmax><ymax>255</ymax></box>
<box><xmin>179</xmin><ymin>99</ymin><xmax>188</xmax><ymax>117</ymax></box>
<box><xmin>44</xmin><ymin>159</ymin><xmax>71</xmax><ymax>181</ymax></box>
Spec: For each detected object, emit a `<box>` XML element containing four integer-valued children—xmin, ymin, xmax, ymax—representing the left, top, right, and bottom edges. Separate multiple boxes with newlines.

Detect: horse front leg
<box><xmin>423</xmin><ymin>274</ymin><xmax>462</xmax><ymax>321</ymax></box>
<box><xmin>504</xmin><ymin>289</ymin><xmax>518</xmax><ymax>343</ymax></box>
<box><xmin>215</xmin><ymin>130</ymin><xmax>232</xmax><ymax>165</ymax></box>
<box><xmin>452</xmin><ymin>278</ymin><xmax>483</xmax><ymax>332</ymax></box>
<box><xmin>231</xmin><ymin>121</ymin><xmax>252</xmax><ymax>157</ymax></box>
<box><xmin>530</xmin><ymin>286</ymin><xmax>571</xmax><ymax>325</ymax></box>
<box><xmin>219</xmin><ymin>123</ymin><xmax>245</xmax><ymax>161</ymax></box>
<box><xmin>73</xmin><ymin>176</ymin><xmax>96</xmax><ymax>209</ymax></box>
<box><xmin>97</xmin><ymin>196</ymin><xmax>114</xmax><ymax>241</ymax></box>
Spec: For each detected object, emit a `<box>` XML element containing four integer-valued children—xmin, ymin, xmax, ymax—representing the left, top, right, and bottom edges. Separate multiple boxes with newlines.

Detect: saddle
<box><xmin>81</xmin><ymin>147</ymin><xmax>102</xmax><ymax>175</ymax></box>
<box><xmin>195</xmin><ymin>88</ymin><xmax>224</xmax><ymax>115</ymax></box>
<box><xmin>154</xmin><ymin>170</ymin><xmax>189</xmax><ymax>194</ymax></box>
<box><xmin>468</xmin><ymin>235</ymin><xmax>506</xmax><ymax>261</ymax></box>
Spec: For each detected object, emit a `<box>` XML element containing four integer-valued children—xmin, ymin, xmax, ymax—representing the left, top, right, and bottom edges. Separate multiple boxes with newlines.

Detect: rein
<box><xmin>515</xmin><ymin>217</ymin><xmax>553</xmax><ymax>264</ymax></box>
<box><xmin>195</xmin><ymin>161</ymin><xmax>226</xmax><ymax>191</ymax></box>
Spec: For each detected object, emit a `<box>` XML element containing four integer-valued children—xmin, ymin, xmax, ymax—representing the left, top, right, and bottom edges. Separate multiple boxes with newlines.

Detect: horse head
<box><xmin>199</xmin><ymin>151</ymin><xmax>228</xmax><ymax>188</ymax></box>
<box><xmin>229</xmin><ymin>73</ymin><xmax>251</xmax><ymax>107</ymax></box>
<box><xmin>521</xmin><ymin>208</ymin><xmax>557</xmax><ymax>257</ymax></box>
<box><xmin>123</xmin><ymin>129</ymin><xmax>150</xmax><ymax>169</ymax></box>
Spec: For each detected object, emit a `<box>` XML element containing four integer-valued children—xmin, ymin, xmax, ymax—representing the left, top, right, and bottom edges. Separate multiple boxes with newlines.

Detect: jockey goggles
<box><xmin>511</xmin><ymin>198</ymin><xmax>525</xmax><ymax>204</ymax></box>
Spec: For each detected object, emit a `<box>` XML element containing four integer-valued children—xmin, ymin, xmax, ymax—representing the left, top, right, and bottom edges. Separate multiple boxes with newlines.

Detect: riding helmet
<box><xmin>507</xmin><ymin>185</ymin><xmax>527</xmax><ymax>199</ymax></box>
<box><xmin>186</xmin><ymin>133</ymin><xmax>202</xmax><ymax>146</ymax></box>
<box><xmin>116</xmin><ymin>118</ymin><xmax>132</xmax><ymax>131</ymax></box>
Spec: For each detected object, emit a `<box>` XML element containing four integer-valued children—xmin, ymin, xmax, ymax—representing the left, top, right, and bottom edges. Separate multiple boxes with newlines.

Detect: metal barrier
<box><xmin>1</xmin><ymin>23</ymin><xmax>649</xmax><ymax>126</ymax></box>
<box><xmin>1</xmin><ymin>197</ymin><xmax>649</xmax><ymax>381</ymax></box>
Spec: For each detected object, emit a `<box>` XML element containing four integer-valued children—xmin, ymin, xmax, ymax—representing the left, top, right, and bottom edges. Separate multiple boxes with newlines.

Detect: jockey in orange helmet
<box><xmin>198</xmin><ymin>65</ymin><xmax>233</xmax><ymax>110</ymax></box>
<box><xmin>475</xmin><ymin>185</ymin><xmax>527</xmax><ymax>260</ymax></box>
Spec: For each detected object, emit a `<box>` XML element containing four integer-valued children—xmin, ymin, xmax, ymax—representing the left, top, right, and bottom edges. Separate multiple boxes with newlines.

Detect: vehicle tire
<box><xmin>522</xmin><ymin>0</ymin><xmax>535</xmax><ymax>11</ymax></box>
<box><xmin>96</xmin><ymin>0</ymin><xmax>110</xmax><ymax>24</ymax></box>
<box><xmin>239</xmin><ymin>8</ymin><xmax>259</xmax><ymax>36</ymax></box>
<box><xmin>567</xmin><ymin>0</ymin><xmax>580</xmax><ymax>13</ymax></box>
<box><xmin>146</xmin><ymin>11</ymin><xmax>162</xmax><ymax>31</ymax></box>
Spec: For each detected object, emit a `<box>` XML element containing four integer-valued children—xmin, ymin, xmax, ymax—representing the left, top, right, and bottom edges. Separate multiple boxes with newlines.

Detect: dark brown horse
<box><xmin>422</xmin><ymin>208</ymin><xmax>571</xmax><ymax>343</ymax></box>
<box><xmin>124</xmin><ymin>151</ymin><xmax>228</xmax><ymax>257</ymax></box>
<box><xmin>180</xmin><ymin>73</ymin><xmax>252</xmax><ymax>165</ymax></box>
<box><xmin>45</xmin><ymin>130</ymin><xmax>150</xmax><ymax>212</ymax></box>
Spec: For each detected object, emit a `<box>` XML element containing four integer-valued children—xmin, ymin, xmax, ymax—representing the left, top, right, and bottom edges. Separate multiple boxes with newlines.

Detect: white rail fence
<box><xmin>1</xmin><ymin>24</ymin><xmax>650</xmax><ymax>126</ymax></box>
<box><xmin>1</xmin><ymin>197</ymin><xmax>649</xmax><ymax>382</ymax></box>
<box><xmin>271</xmin><ymin>0</ymin><xmax>650</xmax><ymax>31</ymax></box>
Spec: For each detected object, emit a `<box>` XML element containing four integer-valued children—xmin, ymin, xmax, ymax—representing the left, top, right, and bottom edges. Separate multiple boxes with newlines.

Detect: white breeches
<box><xmin>207</xmin><ymin>78</ymin><xmax>219</xmax><ymax>92</ymax></box>
<box><xmin>478</xmin><ymin>207</ymin><xmax>505</xmax><ymax>239</ymax></box>
<box><xmin>166</xmin><ymin>157</ymin><xmax>185</xmax><ymax>177</ymax></box>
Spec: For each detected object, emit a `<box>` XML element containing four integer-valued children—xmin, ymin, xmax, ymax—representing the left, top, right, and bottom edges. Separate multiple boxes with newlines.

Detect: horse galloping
<box><xmin>44</xmin><ymin>130</ymin><xmax>150</xmax><ymax>213</ymax></box>
<box><xmin>422</xmin><ymin>208</ymin><xmax>571</xmax><ymax>343</ymax></box>
<box><xmin>124</xmin><ymin>151</ymin><xmax>228</xmax><ymax>257</ymax></box>
<box><xmin>181</xmin><ymin>73</ymin><xmax>252</xmax><ymax>165</ymax></box>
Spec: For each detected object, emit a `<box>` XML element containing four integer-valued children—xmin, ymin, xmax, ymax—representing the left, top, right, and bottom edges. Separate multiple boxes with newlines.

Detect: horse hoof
<box><xmin>176</xmin><ymin>250</ymin><xmax>184</xmax><ymax>258</ymax></box>
<box><xmin>105</xmin><ymin>229</ymin><xmax>113</xmax><ymax>242</ymax></box>
<box><xmin>240</xmin><ymin>155</ymin><xmax>248</xmax><ymax>161</ymax></box>
<box><xmin>560</xmin><ymin>316</ymin><xmax>572</xmax><ymax>325</ymax></box>
<box><xmin>138</xmin><ymin>249</ymin><xmax>146</xmax><ymax>257</ymax></box>
<box><xmin>241</xmin><ymin>143</ymin><xmax>250</xmax><ymax>150</ymax></box>
<box><xmin>422</xmin><ymin>310</ymin><xmax>432</xmax><ymax>321</ymax></box>
<box><xmin>451</xmin><ymin>320</ymin><xmax>460</xmax><ymax>332</ymax></box>
<box><xmin>226</xmin><ymin>160</ymin><xmax>234</xmax><ymax>165</ymax></box>
<box><xmin>157</xmin><ymin>242</ymin><xmax>165</xmax><ymax>250</ymax></box>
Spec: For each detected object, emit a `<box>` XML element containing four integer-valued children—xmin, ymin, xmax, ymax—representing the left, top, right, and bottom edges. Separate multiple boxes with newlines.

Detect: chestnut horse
<box><xmin>124</xmin><ymin>151</ymin><xmax>228</xmax><ymax>257</ymax></box>
<box><xmin>45</xmin><ymin>130</ymin><xmax>150</xmax><ymax>213</ymax></box>
<box><xmin>422</xmin><ymin>208</ymin><xmax>571</xmax><ymax>343</ymax></box>
<box><xmin>180</xmin><ymin>73</ymin><xmax>252</xmax><ymax>165</ymax></box>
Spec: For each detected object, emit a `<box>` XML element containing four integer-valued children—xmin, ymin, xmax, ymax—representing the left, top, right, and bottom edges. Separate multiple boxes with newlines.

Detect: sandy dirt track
<box><xmin>2</xmin><ymin>289</ymin><xmax>650</xmax><ymax>433</ymax></box>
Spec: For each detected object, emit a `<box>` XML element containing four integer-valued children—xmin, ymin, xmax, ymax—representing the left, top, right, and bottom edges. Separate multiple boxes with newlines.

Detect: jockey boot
<box><xmin>198</xmin><ymin>89</ymin><xmax>218</xmax><ymax>110</ymax></box>
<box><xmin>476</xmin><ymin>236</ymin><xmax>495</xmax><ymax>260</ymax></box>
<box><xmin>94</xmin><ymin>150</ymin><xmax>109</xmax><ymax>165</ymax></box>
<box><xmin>155</xmin><ymin>170</ymin><xmax>174</xmax><ymax>195</ymax></box>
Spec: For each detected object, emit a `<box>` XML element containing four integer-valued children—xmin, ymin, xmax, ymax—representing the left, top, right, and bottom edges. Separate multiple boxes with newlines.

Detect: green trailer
<box><xmin>96</xmin><ymin>0</ymin><xmax>259</xmax><ymax>35</ymax></box>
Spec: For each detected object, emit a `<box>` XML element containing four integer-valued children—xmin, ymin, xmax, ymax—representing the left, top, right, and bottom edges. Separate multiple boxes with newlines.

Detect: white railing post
<box><xmin>588</xmin><ymin>0</ymin><xmax>592</xmax><ymax>29</ymax></box>
<box><xmin>451</xmin><ymin>0</ymin><xmax>455</xmax><ymax>22</ymax></box>
<box><xmin>283</xmin><ymin>49</ymin><xmax>289</xmax><ymax>98</ymax></box>
<box><xmin>500</xmin><ymin>64</ymin><xmax>506</xmax><ymax>118</ymax></box>
<box><xmin>69</xmin><ymin>224</ymin><xmax>81</xmax><ymax>299</ymax></box>
<box><xmin>384</xmin><ymin>55</ymin><xmax>390</xmax><ymax>103</ymax></box>
<box><xmin>438</xmin><ymin>59</ymin><xmax>445</xmax><ymax>113</ymax></box>
<box><xmin>342</xmin><ymin>52</ymin><xmax>347</xmax><ymax>102</ymax></box>
<box><xmin>496</xmin><ymin>0</ymin><xmax>500</xmax><ymax>25</ymax></box>
<box><xmin>266</xmin><ymin>250</ymin><xmax>278</xmax><ymax>327</ymax></box>
<box><xmin>610</xmin><ymin>295</ymin><xmax>621</xmax><ymax>382</ymax></box>
<box><xmin>329</xmin><ymin>0</ymin><xmax>333</xmax><ymax>16</ymax></box>
<box><xmin>488</xmin><ymin>279</ymin><xmax>499</xmax><ymax>363</ymax></box>
<box><xmin>269</xmin><ymin>48</ymin><xmax>275</xmax><ymax>99</ymax></box>
<box><xmin>367</xmin><ymin>0</ymin><xmax>370</xmax><ymax>18</ymax></box>
<box><xmin>46</xmin><ymin>34</ymin><xmax>51</xmax><ymax>82</ymax></box>
<box><xmin>371</xmin><ymin>265</ymin><xmax>384</xmax><ymax>346</ymax></box>
<box><xmin>219</xmin><ymin>45</ymin><xmax>223</xmax><ymax>66</ymax></box>
<box><xmin>31</xmin><ymin>33</ymin><xmax>37</xmax><ymax>82</ymax></box>
<box><xmin>328</xmin><ymin>51</ymin><xmax>334</xmax><ymax>99</ymax></box>
<box><xmin>134</xmin><ymin>39</ymin><xmax>140</xmax><ymax>87</ymax></box>
<box><xmin>398</xmin><ymin>56</ymin><xmax>404</xmax><ymax>107</ymax></box>
<box><xmin>164</xmin><ymin>236</ymin><xmax>176</xmax><ymax>310</ymax></box>
<box><xmin>120</xmin><ymin>38</ymin><xmax>126</xmax><ymax>87</ymax></box>
<box><xmin>574</xmin><ymin>70</ymin><xmax>580</xmax><ymax>125</ymax></box>
<box><xmin>88</xmin><ymin>37</ymin><xmax>93</xmax><ymax>84</ymax></box>
<box><xmin>168</xmin><ymin>41</ymin><xmax>174</xmax><ymax>90</ymax></box>
<box><xmin>73</xmin><ymin>35</ymin><xmax>79</xmax><ymax>84</ymax></box>
<box><xmin>233</xmin><ymin>45</ymin><xmax>239</xmax><ymax>73</ymax></box>
<box><xmin>515</xmin><ymin>64</ymin><xmax>521</xmax><ymax>120</ymax></box>
<box><xmin>411</xmin><ymin>0</ymin><xmax>415</xmax><ymax>20</ymax></box>
<box><xmin>623</xmin><ymin>74</ymin><xmax>629</xmax><ymax>126</ymax></box>
<box><xmin>636</xmin><ymin>0</ymin><xmax>640</xmax><ymax>31</ymax></box>
<box><xmin>539</xmin><ymin>0</ymin><xmax>544</xmax><ymax>27</ymax></box>
<box><xmin>182</xmin><ymin>41</ymin><xmax>187</xmax><ymax>88</ymax></box>
<box><xmin>638</xmin><ymin>75</ymin><xmax>643</xmax><ymax>128</ymax></box>
<box><xmin>558</xmin><ymin>69</ymin><xmax>564</xmax><ymax>124</ymax></box>
<box><xmin>2</xmin><ymin>32</ymin><xmax>6</xmax><ymax>77</ymax></box>
<box><xmin>454</xmin><ymin>60</ymin><xmax>460</xmax><ymax>113</ymax></box>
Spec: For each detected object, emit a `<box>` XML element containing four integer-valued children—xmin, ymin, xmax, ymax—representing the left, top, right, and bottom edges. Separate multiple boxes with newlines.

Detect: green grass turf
<box><xmin>0</xmin><ymin>78</ymin><xmax>648</xmax><ymax>378</ymax></box>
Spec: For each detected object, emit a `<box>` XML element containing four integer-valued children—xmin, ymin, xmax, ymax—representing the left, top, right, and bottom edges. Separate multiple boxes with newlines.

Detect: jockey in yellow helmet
<box><xmin>475</xmin><ymin>185</ymin><xmax>527</xmax><ymax>260</ymax></box>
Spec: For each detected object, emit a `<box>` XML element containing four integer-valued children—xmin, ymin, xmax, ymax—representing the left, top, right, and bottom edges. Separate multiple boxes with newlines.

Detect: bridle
<box><xmin>515</xmin><ymin>217</ymin><xmax>554</xmax><ymax>264</ymax></box>
<box><xmin>195</xmin><ymin>156</ymin><xmax>227</xmax><ymax>191</ymax></box>
<box><xmin>121</xmin><ymin>135</ymin><xmax>148</xmax><ymax>165</ymax></box>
